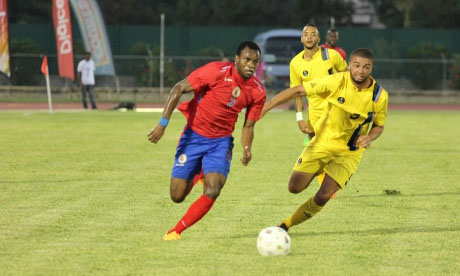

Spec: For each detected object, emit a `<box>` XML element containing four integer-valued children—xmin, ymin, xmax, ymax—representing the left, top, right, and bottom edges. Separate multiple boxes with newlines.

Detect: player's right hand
<box><xmin>147</xmin><ymin>125</ymin><xmax>165</xmax><ymax>144</ymax></box>
<box><xmin>297</xmin><ymin>120</ymin><xmax>313</xmax><ymax>135</ymax></box>
<box><xmin>240</xmin><ymin>146</ymin><xmax>252</xmax><ymax>166</ymax></box>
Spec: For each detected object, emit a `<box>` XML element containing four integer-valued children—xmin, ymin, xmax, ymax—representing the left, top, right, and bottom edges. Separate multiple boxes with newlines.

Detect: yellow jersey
<box><xmin>303</xmin><ymin>72</ymin><xmax>388</xmax><ymax>152</ymax></box>
<box><xmin>290</xmin><ymin>47</ymin><xmax>348</xmax><ymax>127</ymax></box>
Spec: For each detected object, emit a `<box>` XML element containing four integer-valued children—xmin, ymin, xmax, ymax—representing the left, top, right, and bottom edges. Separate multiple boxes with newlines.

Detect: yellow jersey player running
<box><xmin>290</xmin><ymin>23</ymin><xmax>347</xmax><ymax>139</ymax></box>
<box><xmin>262</xmin><ymin>48</ymin><xmax>388</xmax><ymax>232</ymax></box>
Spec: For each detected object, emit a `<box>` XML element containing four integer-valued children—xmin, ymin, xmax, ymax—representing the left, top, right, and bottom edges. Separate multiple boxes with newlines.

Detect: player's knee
<box><xmin>288</xmin><ymin>183</ymin><xmax>303</xmax><ymax>194</ymax></box>
<box><xmin>170</xmin><ymin>193</ymin><xmax>186</xmax><ymax>203</ymax></box>
<box><xmin>203</xmin><ymin>186</ymin><xmax>221</xmax><ymax>199</ymax></box>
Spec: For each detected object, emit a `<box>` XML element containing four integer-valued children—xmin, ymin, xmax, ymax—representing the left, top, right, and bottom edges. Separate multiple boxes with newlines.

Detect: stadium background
<box><xmin>3</xmin><ymin>0</ymin><xmax>460</xmax><ymax>105</ymax></box>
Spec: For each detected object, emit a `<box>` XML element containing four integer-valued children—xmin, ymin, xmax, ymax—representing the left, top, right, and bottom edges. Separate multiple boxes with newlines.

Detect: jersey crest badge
<box><xmin>178</xmin><ymin>154</ymin><xmax>187</xmax><ymax>164</ymax></box>
<box><xmin>232</xmin><ymin>86</ymin><xmax>241</xmax><ymax>98</ymax></box>
<box><xmin>338</xmin><ymin>97</ymin><xmax>345</xmax><ymax>104</ymax></box>
<box><xmin>303</xmin><ymin>70</ymin><xmax>309</xmax><ymax>76</ymax></box>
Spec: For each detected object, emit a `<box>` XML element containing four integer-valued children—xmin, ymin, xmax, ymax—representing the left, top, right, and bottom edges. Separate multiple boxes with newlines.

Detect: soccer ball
<box><xmin>257</xmin><ymin>226</ymin><xmax>291</xmax><ymax>256</ymax></box>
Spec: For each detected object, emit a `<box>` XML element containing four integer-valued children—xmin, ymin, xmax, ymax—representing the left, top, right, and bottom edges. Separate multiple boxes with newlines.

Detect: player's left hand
<box><xmin>357</xmin><ymin>135</ymin><xmax>372</xmax><ymax>148</ymax></box>
<box><xmin>240</xmin><ymin>146</ymin><xmax>252</xmax><ymax>166</ymax></box>
<box><xmin>147</xmin><ymin>125</ymin><xmax>165</xmax><ymax>144</ymax></box>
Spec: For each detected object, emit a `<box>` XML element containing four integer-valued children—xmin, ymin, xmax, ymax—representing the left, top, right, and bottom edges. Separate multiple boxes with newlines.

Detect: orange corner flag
<box><xmin>41</xmin><ymin>56</ymin><xmax>48</xmax><ymax>76</ymax></box>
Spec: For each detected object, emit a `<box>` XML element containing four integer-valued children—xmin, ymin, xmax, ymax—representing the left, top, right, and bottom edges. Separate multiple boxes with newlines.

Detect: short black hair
<box><xmin>303</xmin><ymin>23</ymin><xmax>319</xmax><ymax>35</ymax></box>
<box><xmin>84</xmin><ymin>51</ymin><xmax>91</xmax><ymax>55</ymax></box>
<box><xmin>327</xmin><ymin>29</ymin><xmax>338</xmax><ymax>34</ymax></box>
<box><xmin>236</xmin><ymin>41</ymin><xmax>261</xmax><ymax>56</ymax></box>
<box><xmin>350</xmin><ymin>48</ymin><xmax>374</xmax><ymax>61</ymax></box>
<box><xmin>305</xmin><ymin>23</ymin><xmax>317</xmax><ymax>29</ymax></box>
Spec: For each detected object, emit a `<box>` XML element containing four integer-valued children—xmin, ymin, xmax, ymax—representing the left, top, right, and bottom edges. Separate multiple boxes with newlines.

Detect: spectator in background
<box><xmin>77</xmin><ymin>52</ymin><xmax>97</xmax><ymax>109</ymax></box>
<box><xmin>321</xmin><ymin>29</ymin><xmax>347</xmax><ymax>61</ymax></box>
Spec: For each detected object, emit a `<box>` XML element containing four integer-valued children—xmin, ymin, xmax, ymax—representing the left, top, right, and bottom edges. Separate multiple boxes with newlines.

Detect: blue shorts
<box><xmin>171</xmin><ymin>128</ymin><xmax>234</xmax><ymax>180</ymax></box>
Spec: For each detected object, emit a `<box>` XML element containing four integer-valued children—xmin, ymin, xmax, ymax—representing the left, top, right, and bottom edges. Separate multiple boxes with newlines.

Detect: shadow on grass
<box><xmin>226</xmin><ymin>226</ymin><xmax>460</xmax><ymax>239</ymax></box>
<box><xmin>289</xmin><ymin>225</ymin><xmax>460</xmax><ymax>237</ymax></box>
<box><xmin>345</xmin><ymin>191</ymin><xmax>460</xmax><ymax>198</ymax></box>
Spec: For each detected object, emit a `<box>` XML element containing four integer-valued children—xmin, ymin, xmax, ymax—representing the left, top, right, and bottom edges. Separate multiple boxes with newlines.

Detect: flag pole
<box><xmin>45</xmin><ymin>66</ymin><xmax>52</xmax><ymax>113</ymax></box>
<box><xmin>41</xmin><ymin>56</ymin><xmax>53</xmax><ymax>113</ymax></box>
<box><xmin>159</xmin><ymin>13</ymin><xmax>165</xmax><ymax>100</ymax></box>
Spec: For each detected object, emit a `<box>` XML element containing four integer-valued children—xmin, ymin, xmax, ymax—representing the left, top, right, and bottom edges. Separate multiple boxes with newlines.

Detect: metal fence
<box><xmin>4</xmin><ymin>54</ymin><xmax>460</xmax><ymax>93</ymax></box>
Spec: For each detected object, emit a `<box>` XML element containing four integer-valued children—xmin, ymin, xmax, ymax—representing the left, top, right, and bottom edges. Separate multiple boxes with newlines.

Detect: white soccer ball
<box><xmin>257</xmin><ymin>226</ymin><xmax>291</xmax><ymax>256</ymax></box>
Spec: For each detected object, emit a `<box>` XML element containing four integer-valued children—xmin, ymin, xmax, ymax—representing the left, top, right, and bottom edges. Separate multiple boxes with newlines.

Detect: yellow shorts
<box><xmin>293</xmin><ymin>141</ymin><xmax>363</xmax><ymax>188</ymax></box>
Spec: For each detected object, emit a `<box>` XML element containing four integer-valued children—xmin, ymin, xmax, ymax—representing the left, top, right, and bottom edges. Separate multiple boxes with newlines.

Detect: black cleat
<box><xmin>278</xmin><ymin>223</ymin><xmax>289</xmax><ymax>232</ymax></box>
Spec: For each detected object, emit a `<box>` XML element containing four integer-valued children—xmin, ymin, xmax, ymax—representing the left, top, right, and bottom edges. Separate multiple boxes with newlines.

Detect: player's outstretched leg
<box><xmin>278</xmin><ymin>171</ymin><xmax>315</xmax><ymax>231</ymax></box>
<box><xmin>164</xmin><ymin>173</ymin><xmax>225</xmax><ymax>241</ymax></box>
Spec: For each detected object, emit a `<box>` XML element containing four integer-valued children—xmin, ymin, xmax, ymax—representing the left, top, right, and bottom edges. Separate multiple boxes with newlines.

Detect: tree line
<box><xmin>9</xmin><ymin>0</ymin><xmax>460</xmax><ymax>28</ymax></box>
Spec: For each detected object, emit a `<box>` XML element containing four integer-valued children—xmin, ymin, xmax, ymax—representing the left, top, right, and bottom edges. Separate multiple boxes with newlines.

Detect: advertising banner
<box><xmin>0</xmin><ymin>0</ymin><xmax>10</xmax><ymax>77</ymax></box>
<box><xmin>53</xmin><ymin>0</ymin><xmax>75</xmax><ymax>81</ymax></box>
<box><xmin>70</xmin><ymin>0</ymin><xmax>115</xmax><ymax>75</ymax></box>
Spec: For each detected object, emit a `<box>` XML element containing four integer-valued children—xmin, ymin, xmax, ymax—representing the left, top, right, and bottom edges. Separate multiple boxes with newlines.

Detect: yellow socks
<box><xmin>282</xmin><ymin>197</ymin><xmax>324</xmax><ymax>228</ymax></box>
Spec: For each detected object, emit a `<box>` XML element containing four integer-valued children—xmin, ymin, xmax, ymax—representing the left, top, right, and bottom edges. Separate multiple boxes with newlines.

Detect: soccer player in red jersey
<box><xmin>148</xmin><ymin>41</ymin><xmax>266</xmax><ymax>241</ymax></box>
<box><xmin>321</xmin><ymin>29</ymin><xmax>347</xmax><ymax>61</ymax></box>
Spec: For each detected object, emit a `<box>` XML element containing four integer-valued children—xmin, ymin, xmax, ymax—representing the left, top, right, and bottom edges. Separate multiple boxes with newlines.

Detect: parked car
<box><xmin>254</xmin><ymin>29</ymin><xmax>303</xmax><ymax>89</ymax></box>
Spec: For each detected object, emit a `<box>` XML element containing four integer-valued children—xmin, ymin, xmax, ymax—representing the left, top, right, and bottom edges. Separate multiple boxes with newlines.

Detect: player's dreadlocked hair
<box><xmin>236</xmin><ymin>41</ymin><xmax>261</xmax><ymax>56</ymax></box>
<box><xmin>350</xmin><ymin>48</ymin><xmax>374</xmax><ymax>62</ymax></box>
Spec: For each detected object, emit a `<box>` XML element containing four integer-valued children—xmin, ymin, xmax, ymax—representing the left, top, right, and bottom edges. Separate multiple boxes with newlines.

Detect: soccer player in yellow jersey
<box><xmin>262</xmin><ymin>48</ymin><xmax>388</xmax><ymax>232</ymax></box>
<box><xmin>290</xmin><ymin>23</ymin><xmax>348</xmax><ymax>137</ymax></box>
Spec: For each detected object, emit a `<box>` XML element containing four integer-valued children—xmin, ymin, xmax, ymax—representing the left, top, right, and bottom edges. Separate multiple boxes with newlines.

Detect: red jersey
<box><xmin>178</xmin><ymin>61</ymin><xmax>266</xmax><ymax>138</ymax></box>
<box><xmin>321</xmin><ymin>43</ymin><xmax>347</xmax><ymax>60</ymax></box>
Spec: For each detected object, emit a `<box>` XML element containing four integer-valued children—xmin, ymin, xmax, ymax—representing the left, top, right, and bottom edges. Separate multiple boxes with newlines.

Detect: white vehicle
<box><xmin>254</xmin><ymin>29</ymin><xmax>303</xmax><ymax>88</ymax></box>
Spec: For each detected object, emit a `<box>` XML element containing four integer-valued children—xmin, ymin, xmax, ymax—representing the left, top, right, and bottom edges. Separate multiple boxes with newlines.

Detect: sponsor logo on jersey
<box><xmin>338</xmin><ymin>97</ymin><xmax>345</xmax><ymax>104</ymax></box>
<box><xmin>224</xmin><ymin>77</ymin><xmax>233</xmax><ymax>82</ymax></box>
<box><xmin>297</xmin><ymin>157</ymin><xmax>302</xmax><ymax>165</ymax></box>
<box><xmin>350</xmin><ymin>113</ymin><xmax>360</xmax><ymax>119</ymax></box>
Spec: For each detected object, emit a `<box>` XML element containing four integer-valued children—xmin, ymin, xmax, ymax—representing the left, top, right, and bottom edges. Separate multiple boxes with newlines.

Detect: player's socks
<box><xmin>192</xmin><ymin>170</ymin><xmax>204</xmax><ymax>186</ymax></box>
<box><xmin>303</xmin><ymin>135</ymin><xmax>309</xmax><ymax>146</ymax></box>
<box><xmin>186</xmin><ymin>170</ymin><xmax>205</xmax><ymax>195</ymax></box>
<box><xmin>169</xmin><ymin>194</ymin><xmax>215</xmax><ymax>234</ymax></box>
<box><xmin>282</xmin><ymin>197</ymin><xmax>324</xmax><ymax>228</ymax></box>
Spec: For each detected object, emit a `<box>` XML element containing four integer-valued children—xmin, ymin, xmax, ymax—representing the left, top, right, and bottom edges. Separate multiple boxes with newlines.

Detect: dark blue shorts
<box><xmin>171</xmin><ymin>128</ymin><xmax>234</xmax><ymax>180</ymax></box>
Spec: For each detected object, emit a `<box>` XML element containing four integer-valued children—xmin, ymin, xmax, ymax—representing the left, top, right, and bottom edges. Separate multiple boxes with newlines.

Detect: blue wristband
<box><xmin>159</xmin><ymin>117</ymin><xmax>169</xmax><ymax>127</ymax></box>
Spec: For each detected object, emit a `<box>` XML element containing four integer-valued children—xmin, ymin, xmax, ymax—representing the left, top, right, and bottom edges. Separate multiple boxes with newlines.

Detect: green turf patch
<box><xmin>1</xmin><ymin>110</ymin><xmax>459</xmax><ymax>275</ymax></box>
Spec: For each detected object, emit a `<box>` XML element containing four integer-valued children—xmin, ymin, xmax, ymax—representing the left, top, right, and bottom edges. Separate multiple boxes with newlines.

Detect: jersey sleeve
<box><xmin>186</xmin><ymin>62</ymin><xmax>220</xmax><ymax>93</ymax></box>
<box><xmin>289</xmin><ymin>59</ymin><xmax>301</xmax><ymax>88</ymax></box>
<box><xmin>302</xmin><ymin>73</ymin><xmax>340</xmax><ymax>98</ymax></box>
<box><xmin>246</xmin><ymin>86</ymin><xmax>267</xmax><ymax>122</ymax></box>
<box><xmin>374</xmin><ymin>90</ymin><xmax>388</xmax><ymax>126</ymax></box>
<box><xmin>330</xmin><ymin>50</ymin><xmax>348</xmax><ymax>72</ymax></box>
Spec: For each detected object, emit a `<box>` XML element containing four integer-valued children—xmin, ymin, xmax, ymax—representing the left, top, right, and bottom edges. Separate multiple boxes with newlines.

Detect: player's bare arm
<box><xmin>261</xmin><ymin>86</ymin><xmax>305</xmax><ymax>118</ymax></box>
<box><xmin>148</xmin><ymin>79</ymin><xmax>194</xmax><ymax>144</ymax></box>
<box><xmin>357</xmin><ymin>124</ymin><xmax>384</xmax><ymax>148</ymax></box>
<box><xmin>294</xmin><ymin>96</ymin><xmax>312</xmax><ymax>135</ymax></box>
<box><xmin>240</xmin><ymin>118</ymin><xmax>256</xmax><ymax>166</ymax></box>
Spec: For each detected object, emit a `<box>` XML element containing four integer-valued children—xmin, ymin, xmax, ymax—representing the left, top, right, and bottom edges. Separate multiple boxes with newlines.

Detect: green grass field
<box><xmin>1</xmin><ymin>109</ymin><xmax>459</xmax><ymax>275</ymax></box>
